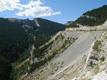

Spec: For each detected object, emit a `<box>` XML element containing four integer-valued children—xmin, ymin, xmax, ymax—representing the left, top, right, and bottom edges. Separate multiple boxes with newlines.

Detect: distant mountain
<box><xmin>75</xmin><ymin>5</ymin><xmax>107</xmax><ymax>26</ymax></box>
<box><xmin>0</xmin><ymin>17</ymin><xmax>65</xmax><ymax>80</ymax></box>
<box><xmin>35</xmin><ymin>18</ymin><xmax>65</xmax><ymax>35</ymax></box>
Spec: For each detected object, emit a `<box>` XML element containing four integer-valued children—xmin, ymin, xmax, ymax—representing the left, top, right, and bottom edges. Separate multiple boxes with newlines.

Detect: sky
<box><xmin>0</xmin><ymin>0</ymin><xmax>107</xmax><ymax>23</ymax></box>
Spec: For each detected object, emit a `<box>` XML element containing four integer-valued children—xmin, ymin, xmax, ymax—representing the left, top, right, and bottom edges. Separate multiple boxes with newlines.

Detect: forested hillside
<box><xmin>0</xmin><ymin>18</ymin><xmax>65</xmax><ymax>80</ymax></box>
<box><xmin>76</xmin><ymin>5</ymin><xmax>107</xmax><ymax>26</ymax></box>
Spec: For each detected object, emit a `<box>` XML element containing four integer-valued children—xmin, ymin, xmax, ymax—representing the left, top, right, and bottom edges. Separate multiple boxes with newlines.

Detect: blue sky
<box><xmin>0</xmin><ymin>0</ymin><xmax>107</xmax><ymax>23</ymax></box>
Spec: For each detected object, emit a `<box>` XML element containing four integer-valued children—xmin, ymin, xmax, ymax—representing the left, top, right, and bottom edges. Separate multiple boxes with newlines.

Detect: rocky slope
<box><xmin>72</xmin><ymin>31</ymin><xmax>107</xmax><ymax>80</ymax></box>
<box><xmin>21</xmin><ymin>30</ymin><xmax>78</xmax><ymax>80</ymax></box>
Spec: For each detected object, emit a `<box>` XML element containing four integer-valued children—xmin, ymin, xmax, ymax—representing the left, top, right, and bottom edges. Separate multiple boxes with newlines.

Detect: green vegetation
<box><xmin>100</xmin><ymin>56</ymin><xmax>105</xmax><ymax>62</ymax></box>
<box><xmin>76</xmin><ymin>5</ymin><xmax>107</xmax><ymax>26</ymax></box>
<box><xmin>36</xmin><ymin>18</ymin><xmax>65</xmax><ymax>35</ymax></box>
<box><xmin>66</xmin><ymin>22</ymin><xmax>79</xmax><ymax>28</ymax></box>
<box><xmin>0</xmin><ymin>18</ymin><xmax>29</xmax><ymax>80</ymax></box>
<box><xmin>0</xmin><ymin>55</ymin><xmax>12</xmax><ymax>80</ymax></box>
<box><xmin>93</xmin><ymin>40</ymin><xmax>102</xmax><ymax>52</ymax></box>
<box><xmin>0</xmin><ymin>18</ymin><xmax>65</xmax><ymax>80</ymax></box>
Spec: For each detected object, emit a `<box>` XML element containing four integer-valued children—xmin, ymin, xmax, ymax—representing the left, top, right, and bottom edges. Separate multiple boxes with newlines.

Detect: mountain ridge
<box><xmin>75</xmin><ymin>5</ymin><xmax>107</xmax><ymax>26</ymax></box>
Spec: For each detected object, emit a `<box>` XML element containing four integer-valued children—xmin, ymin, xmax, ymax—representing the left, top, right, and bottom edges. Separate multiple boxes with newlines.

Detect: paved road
<box><xmin>48</xmin><ymin>31</ymin><xmax>103</xmax><ymax>80</ymax></box>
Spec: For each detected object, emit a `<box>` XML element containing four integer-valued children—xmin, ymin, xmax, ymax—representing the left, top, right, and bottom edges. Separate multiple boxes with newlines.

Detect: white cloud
<box><xmin>0</xmin><ymin>0</ymin><xmax>23</xmax><ymax>11</ymax></box>
<box><xmin>0</xmin><ymin>0</ymin><xmax>61</xmax><ymax>17</ymax></box>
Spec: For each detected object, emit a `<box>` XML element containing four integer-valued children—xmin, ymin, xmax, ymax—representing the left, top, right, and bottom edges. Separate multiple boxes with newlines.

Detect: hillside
<box><xmin>75</xmin><ymin>5</ymin><xmax>107</xmax><ymax>26</ymax></box>
<box><xmin>0</xmin><ymin>5</ymin><xmax>107</xmax><ymax>80</ymax></box>
<box><xmin>0</xmin><ymin>18</ymin><xmax>65</xmax><ymax>80</ymax></box>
